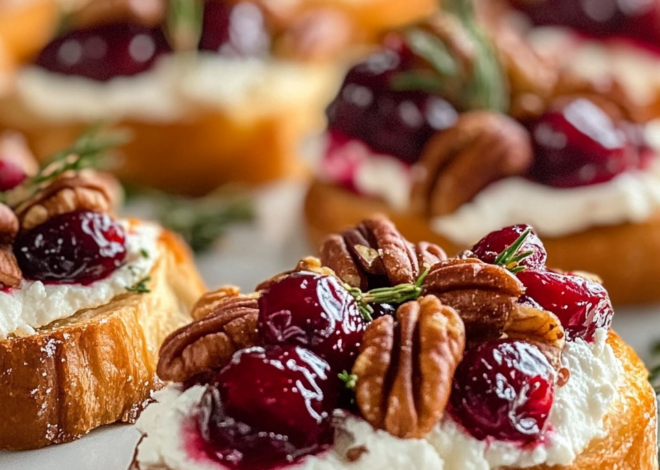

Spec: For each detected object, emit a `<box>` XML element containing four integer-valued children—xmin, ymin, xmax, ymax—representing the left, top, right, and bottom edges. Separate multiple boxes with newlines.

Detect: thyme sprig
<box><xmin>338</xmin><ymin>371</ymin><xmax>357</xmax><ymax>390</ymax></box>
<box><xmin>126</xmin><ymin>276</ymin><xmax>152</xmax><ymax>294</ymax></box>
<box><xmin>494</xmin><ymin>229</ymin><xmax>533</xmax><ymax>274</ymax></box>
<box><xmin>346</xmin><ymin>268</ymin><xmax>430</xmax><ymax>322</ymax></box>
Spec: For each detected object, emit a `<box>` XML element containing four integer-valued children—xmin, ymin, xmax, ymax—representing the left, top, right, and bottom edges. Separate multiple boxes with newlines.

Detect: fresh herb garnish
<box><xmin>494</xmin><ymin>229</ymin><xmax>533</xmax><ymax>274</ymax></box>
<box><xmin>33</xmin><ymin>124</ymin><xmax>128</xmax><ymax>185</ymax></box>
<box><xmin>392</xmin><ymin>0</ymin><xmax>509</xmax><ymax>113</ymax></box>
<box><xmin>156</xmin><ymin>190</ymin><xmax>254</xmax><ymax>253</ymax></box>
<box><xmin>345</xmin><ymin>267</ymin><xmax>430</xmax><ymax>322</ymax></box>
<box><xmin>140</xmin><ymin>248</ymin><xmax>150</xmax><ymax>259</ymax></box>
<box><xmin>338</xmin><ymin>370</ymin><xmax>358</xmax><ymax>390</ymax></box>
<box><xmin>126</xmin><ymin>276</ymin><xmax>152</xmax><ymax>294</ymax></box>
<box><xmin>166</xmin><ymin>0</ymin><xmax>204</xmax><ymax>51</ymax></box>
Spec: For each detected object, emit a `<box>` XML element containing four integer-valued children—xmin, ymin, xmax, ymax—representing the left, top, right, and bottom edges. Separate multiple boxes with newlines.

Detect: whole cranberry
<box><xmin>198</xmin><ymin>345</ymin><xmax>334</xmax><ymax>470</ymax></box>
<box><xmin>528</xmin><ymin>99</ymin><xmax>639</xmax><ymax>187</ymax></box>
<box><xmin>326</xmin><ymin>50</ymin><xmax>458</xmax><ymax>164</ymax></box>
<box><xmin>35</xmin><ymin>22</ymin><xmax>170</xmax><ymax>81</ymax></box>
<box><xmin>449</xmin><ymin>339</ymin><xmax>555</xmax><ymax>443</ymax></box>
<box><xmin>517</xmin><ymin>270</ymin><xmax>613</xmax><ymax>342</ymax></box>
<box><xmin>0</xmin><ymin>160</ymin><xmax>27</xmax><ymax>191</ymax></box>
<box><xmin>258</xmin><ymin>272</ymin><xmax>366</xmax><ymax>372</ymax></box>
<box><xmin>199</xmin><ymin>1</ymin><xmax>270</xmax><ymax>57</ymax></box>
<box><xmin>15</xmin><ymin>211</ymin><xmax>127</xmax><ymax>284</ymax></box>
<box><xmin>471</xmin><ymin>224</ymin><xmax>547</xmax><ymax>269</ymax></box>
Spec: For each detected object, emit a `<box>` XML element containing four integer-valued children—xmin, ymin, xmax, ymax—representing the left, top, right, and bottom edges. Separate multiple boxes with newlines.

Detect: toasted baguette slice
<box><xmin>128</xmin><ymin>331</ymin><xmax>657</xmax><ymax>470</ymax></box>
<box><xmin>0</xmin><ymin>230</ymin><xmax>206</xmax><ymax>451</ymax></box>
<box><xmin>305</xmin><ymin>180</ymin><xmax>660</xmax><ymax>305</ymax></box>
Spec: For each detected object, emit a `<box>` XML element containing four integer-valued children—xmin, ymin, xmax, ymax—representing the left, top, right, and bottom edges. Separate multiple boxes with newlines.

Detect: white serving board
<box><xmin>1</xmin><ymin>182</ymin><xmax>658</xmax><ymax>470</ymax></box>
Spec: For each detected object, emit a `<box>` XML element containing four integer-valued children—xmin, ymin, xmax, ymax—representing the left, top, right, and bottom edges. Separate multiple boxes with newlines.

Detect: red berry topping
<box><xmin>258</xmin><ymin>272</ymin><xmax>366</xmax><ymax>372</ymax></box>
<box><xmin>449</xmin><ymin>339</ymin><xmax>555</xmax><ymax>444</ymax></box>
<box><xmin>0</xmin><ymin>160</ymin><xmax>27</xmax><ymax>191</ymax></box>
<box><xmin>35</xmin><ymin>23</ymin><xmax>170</xmax><ymax>81</ymax></box>
<box><xmin>528</xmin><ymin>99</ymin><xmax>641</xmax><ymax>188</ymax></box>
<box><xmin>517</xmin><ymin>270</ymin><xmax>613</xmax><ymax>342</ymax></box>
<box><xmin>326</xmin><ymin>49</ymin><xmax>458</xmax><ymax>164</ymax></box>
<box><xmin>199</xmin><ymin>1</ymin><xmax>270</xmax><ymax>57</ymax></box>
<box><xmin>472</xmin><ymin>224</ymin><xmax>547</xmax><ymax>269</ymax></box>
<box><xmin>511</xmin><ymin>0</ymin><xmax>660</xmax><ymax>49</ymax></box>
<box><xmin>15</xmin><ymin>211</ymin><xmax>127</xmax><ymax>284</ymax></box>
<box><xmin>198</xmin><ymin>345</ymin><xmax>335</xmax><ymax>470</ymax></box>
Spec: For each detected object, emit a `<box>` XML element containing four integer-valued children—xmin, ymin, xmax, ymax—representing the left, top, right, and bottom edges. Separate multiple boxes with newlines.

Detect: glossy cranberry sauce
<box><xmin>14</xmin><ymin>211</ymin><xmax>127</xmax><ymax>284</ymax></box>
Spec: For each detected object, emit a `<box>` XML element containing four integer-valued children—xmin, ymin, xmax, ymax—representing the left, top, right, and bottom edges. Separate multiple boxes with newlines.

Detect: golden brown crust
<box><xmin>0</xmin><ymin>230</ymin><xmax>205</xmax><ymax>450</ymax></box>
<box><xmin>305</xmin><ymin>180</ymin><xmax>660</xmax><ymax>305</ymax></box>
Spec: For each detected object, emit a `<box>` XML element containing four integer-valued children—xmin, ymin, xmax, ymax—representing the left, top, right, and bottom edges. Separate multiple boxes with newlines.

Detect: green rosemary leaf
<box><xmin>126</xmin><ymin>276</ymin><xmax>152</xmax><ymax>294</ymax></box>
<box><xmin>494</xmin><ymin>229</ymin><xmax>532</xmax><ymax>268</ymax></box>
<box><xmin>157</xmin><ymin>190</ymin><xmax>254</xmax><ymax>253</ymax></box>
<box><xmin>167</xmin><ymin>0</ymin><xmax>204</xmax><ymax>51</ymax></box>
<box><xmin>338</xmin><ymin>370</ymin><xmax>358</xmax><ymax>390</ymax></box>
<box><xmin>404</xmin><ymin>28</ymin><xmax>460</xmax><ymax>77</ymax></box>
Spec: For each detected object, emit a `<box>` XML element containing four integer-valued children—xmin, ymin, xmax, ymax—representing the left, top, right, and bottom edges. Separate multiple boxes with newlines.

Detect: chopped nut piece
<box><xmin>191</xmin><ymin>285</ymin><xmax>242</xmax><ymax>321</ymax></box>
<box><xmin>353</xmin><ymin>296</ymin><xmax>465</xmax><ymax>439</ymax></box>
<box><xmin>0</xmin><ymin>248</ymin><xmax>21</xmax><ymax>288</ymax></box>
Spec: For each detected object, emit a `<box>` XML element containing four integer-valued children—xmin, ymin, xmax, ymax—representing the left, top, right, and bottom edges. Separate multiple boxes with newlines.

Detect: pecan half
<box><xmin>422</xmin><ymin>258</ymin><xmax>524</xmax><ymax>342</ymax></box>
<box><xmin>191</xmin><ymin>285</ymin><xmax>242</xmax><ymax>321</ymax></box>
<box><xmin>0</xmin><ymin>203</ymin><xmax>18</xmax><ymax>245</ymax></box>
<box><xmin>320</xmin><ymin>216</ymin><xmax>446</xmax><ymax>290</ymax></box>
<box><xmin>14</xmin><ymin>171</ymin><xmax>120</xmax><ymax>231</ymax></box>
<box><xmin>504</xmin><ymin>303</ymin><xmax>566</xmax><ymax>376</ymax></box>
<box><xmin>411</xmin><ymin>111</ymin><xmax>533</xmax><ymax>218</ymax></box>
<box><xmin>352</xmin><ymin>296</ymin><xmax>465</xmax><ymax>438</ymax></box>
<box><xmin>157</xmin><ymin>295</ymin><xmax>260</xmax><ymax>382</ymax></box>
<box><xmin>256</xmin><ymin>257</ymin><xmax>337</xmax><ymax>292</ymax></box>
<box><xmin>0</xmin><ymin>248</ymin><xmax>21</xmax><ymax>288</ymax></box>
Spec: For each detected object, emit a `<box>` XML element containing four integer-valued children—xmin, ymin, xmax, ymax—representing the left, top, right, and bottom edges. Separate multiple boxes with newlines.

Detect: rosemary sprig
<box><xmin>33</xmin><ymin>124</ymin><xmax>128</xmax><ymax>185</ymax></box>
<box><xmin>494</xmin><ymin>229</ymin><xmax>533</xmax><ymax>274</ymax></box>
<box><xmin>167</xmin><ymin>0</ymin><xmax>204</xmax><ymax>51</ymax></box>
<box><xmin>338</xmin><ymin>371</ymin><xmax>357</xmax><ymax>390</ymax></box>
<box><xmin>392</xmin><ymin>0</ymin><xmax>509</xmax><ymax>113</ymax></box>
<box><xmin>346</xmin><ymin>268</ymin><xmax>430</xmax><ymax>322</ymax></box>
<box><xmin>126</xmin><ymin>276</ymin><xmax>152</xmax><ymax>294</ymax></box>
<box><xmin>156</xmin><ymin>190</ymin><xmax>254</xmax><ymax>253</ymax></box>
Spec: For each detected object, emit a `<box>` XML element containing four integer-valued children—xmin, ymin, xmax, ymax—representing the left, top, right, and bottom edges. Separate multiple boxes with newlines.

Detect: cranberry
<box><xmin>511</xmin><ymin>0</ymin><xmax>660</xmax><ymax>48</ymax></box>
<box><xmin>15</xmin><ymin>211</ymin><xmax>127</xmax><ymax>284</ymax></box>
<box><xmin>517</xmin><ymin>270</ymin><xmax>613</xmax><ymax>342</ymax></box>
<box><xmin>326</xmin><ymin>50</ymin><xmax>458</xmax><ymax>164</ymax></box>
<box><xmin>0</xmin><ymin>160</ymin><xmax>26</xmax><ymax>191</ymax></box>
<box><xmin>199</xmin><ymin>1</ymin><xmax>270</xmax><ymax>57</ymax></box>
<box><xmin>258</xmin><ymin>272</ymin><xmax>366</xmax><ymax>372</ymax></box>
<box><xmin>35</xmin><ymin>22</ymin><xmax>170</xmax><ymax>81</ymax></box>
<box><xmin>449</xmin><ymin>339</ymin><xmax>555</xmax><ymax>443</ymax></box>
<box><xmin>472</xmin><ymin>224</ymin><xmax>547</xmax><ymax>269</ymax></box>
<box><xmin>198</xmin><ymin>345</ymin><xmax>334</xmax><ymax>470</ymax></box>
<box><xmin>527</xmin><ymin>99</ymin><xmax>639</xmax><ymax>187</ymax></box>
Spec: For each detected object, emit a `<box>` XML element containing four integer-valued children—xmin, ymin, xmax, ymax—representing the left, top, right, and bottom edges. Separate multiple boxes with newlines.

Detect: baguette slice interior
<box><xmin>0</xmin><ymin>229</ymin><xmax>206</xmax><ymax>451</ymax></box>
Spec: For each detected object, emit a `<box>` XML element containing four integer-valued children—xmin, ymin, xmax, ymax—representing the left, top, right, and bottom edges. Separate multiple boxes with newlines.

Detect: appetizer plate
<box><xmin>1</xmin><ymin>182</ymin><xmax>658</xmax><ymax>470</ymax></box>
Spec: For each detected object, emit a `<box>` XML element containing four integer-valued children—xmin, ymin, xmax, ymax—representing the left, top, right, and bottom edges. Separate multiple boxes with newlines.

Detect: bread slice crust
<box><xmin>305</xmin><ymin>180</ymin><xmax>660</xmax><ymax>305</ymax></box>
<box><xmin>0</xmin><ymin>230</ymin><xmax>205</xmax><ymax>451</ymax></box>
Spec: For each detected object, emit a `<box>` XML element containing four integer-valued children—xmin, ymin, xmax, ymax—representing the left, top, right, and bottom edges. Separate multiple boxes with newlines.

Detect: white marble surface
<box><xmin>1</xmin><ymin>181</ymin><xmax>658</xmax><ymax>470</ymax></box>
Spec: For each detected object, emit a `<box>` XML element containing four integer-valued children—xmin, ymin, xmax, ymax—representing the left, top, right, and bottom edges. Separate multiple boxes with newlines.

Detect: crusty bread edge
<box><xmin>0</xmin><ymin>229</ymin><xmax>206</xmax><ymax>450</ymax></box>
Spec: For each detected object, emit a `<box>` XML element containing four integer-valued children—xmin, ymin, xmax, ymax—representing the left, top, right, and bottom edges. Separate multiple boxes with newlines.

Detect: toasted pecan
<box><xmin>320</xmin><ymin>216</ymin><xmax>446</xmax><ymax>290</ymax></box>
<box><xmin>422</xmin><ymin>258</ymin><xmax>524</xmax><ymax>342</ymax></box>
<box><xmin>352</xmin><ymin>296</ymin><xmax>465</xmax><ymax>439</ymax></box>
<box><xmin>157</xmin><ymin>295</ymin><xmax>260</xmax><ymax>382</ymax></box>
<box><xmin>411</xmin><ymin>111</ymin><xmax>533</xmax><ymax>218</ymax></box>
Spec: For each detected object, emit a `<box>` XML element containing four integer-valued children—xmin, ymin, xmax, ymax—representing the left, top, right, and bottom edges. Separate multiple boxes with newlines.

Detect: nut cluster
<box><xmin>157</xmin><ymin>217</ymin><xmax>570</xmax><ymax>441</ymax></box>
